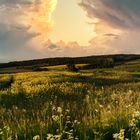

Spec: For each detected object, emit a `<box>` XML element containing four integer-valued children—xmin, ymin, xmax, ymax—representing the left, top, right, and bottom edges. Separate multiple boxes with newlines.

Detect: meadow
<box><xmin>0</xmin><ymin>60</ymin><xmax>140</xmax><ymax>140</ymax></box>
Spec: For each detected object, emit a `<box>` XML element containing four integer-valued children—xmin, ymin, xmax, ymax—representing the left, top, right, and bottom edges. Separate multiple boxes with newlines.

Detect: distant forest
<box><xmin>0</xmin><ymin>54</ymin><xmax>140</xmax><ymax>68</ymax></box>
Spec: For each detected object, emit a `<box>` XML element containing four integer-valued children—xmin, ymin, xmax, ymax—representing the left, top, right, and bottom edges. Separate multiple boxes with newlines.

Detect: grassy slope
<box><xmin>0</xmin><ymin>60</ymin><xmax>140</xmax><ymax>140</ymax></box>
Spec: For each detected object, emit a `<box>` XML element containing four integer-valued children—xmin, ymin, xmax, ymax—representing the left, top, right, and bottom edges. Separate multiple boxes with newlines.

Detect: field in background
<box><xmin>0</xmin><ymin>59</ymin><xmax>140</xmax><ymax>140</ymax></box>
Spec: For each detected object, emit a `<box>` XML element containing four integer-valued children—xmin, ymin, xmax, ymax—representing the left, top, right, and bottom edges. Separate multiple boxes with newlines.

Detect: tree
<box><xmin>66</xmin><ymin>61</ymin><xmax>78</xmax><ymax>72</ymax></box>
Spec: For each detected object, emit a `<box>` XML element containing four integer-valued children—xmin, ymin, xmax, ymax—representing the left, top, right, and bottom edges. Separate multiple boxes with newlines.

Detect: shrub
<box><xmin>66</xmin><ymin>63</ymin><xmax>79</xmax><ymax>72</ymax></box>
<box><xmin>32</xmin><ymin>66</ymin><xmax>48</xmax><ymax>72</ymax></box>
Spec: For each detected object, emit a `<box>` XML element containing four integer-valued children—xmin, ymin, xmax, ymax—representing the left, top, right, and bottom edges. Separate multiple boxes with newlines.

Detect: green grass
<box><xmin>115</xmin><ymin>59</ymin><xmax>140</xmax><ymax>72</ymax></box>
<box><xmin>0</xmin><ymin>60</ymin><xmax>140</xmax><ymax>140</ymax></box>
<box><xmin>42</xmin><ymin>64</ymin><xmax>88</xmax><ymax>71</ymax></box>
<box><xmin>43</xmin><ymin>65</ymin><xmax>67</xmax><ymax>71</ymax></box>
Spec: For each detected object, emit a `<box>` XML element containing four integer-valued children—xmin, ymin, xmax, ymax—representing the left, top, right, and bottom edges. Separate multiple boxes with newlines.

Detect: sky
<box><xmin>0</xmin><ymin>0</ymin><xmax>140</xmax><ymax>62</ymax></box>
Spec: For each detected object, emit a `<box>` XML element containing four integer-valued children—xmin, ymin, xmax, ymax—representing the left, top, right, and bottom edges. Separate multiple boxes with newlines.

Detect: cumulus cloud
<box><xmin>40</xmin><ymin>40</ymin><xmax>87</xmax><ymax>57</ymax></box>
<box><xmin>0</xmin><ymin>1</ymin><xmax>57</xmax><ymax>46</ymax></box>
<box><xmin>79</xmin><ymin>0</ymin><xmax>140</xmax><ymax>30</ymax></box>
<box><xmin>0</xmin><ymin>0</ymin><xmax>58</xmax><ymax>61</ymax></box>
<box><xmin>1</xmin><ymin>0</ymin><xmax>140</xmax><ymax>62</ymax></box>
<box><xmin>79</xmin><ymin>0</ymin><xmax>140</xmax><ymax>54</ymax></box>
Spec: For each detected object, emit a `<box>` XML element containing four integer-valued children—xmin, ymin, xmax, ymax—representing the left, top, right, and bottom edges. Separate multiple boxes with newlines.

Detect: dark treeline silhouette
<box><xmin>79</xmin><ymin>58</ymin><xmax>114</xmax><ymax>69</ymax></box>
<box><xmin>0</xmin><ymin>54</ymin><xmax>140</xmax><ymax>69</ymax></box>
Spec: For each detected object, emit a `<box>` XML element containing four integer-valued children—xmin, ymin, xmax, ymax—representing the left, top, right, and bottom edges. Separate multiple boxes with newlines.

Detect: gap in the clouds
<box><xmin>50</xmin><ymin>0</ymin><xmax>95</xmax><ymax>46</ymax></box>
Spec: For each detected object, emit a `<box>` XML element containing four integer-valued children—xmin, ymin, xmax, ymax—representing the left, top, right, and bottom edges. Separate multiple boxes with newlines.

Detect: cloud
<box><xmin>0</xmin><ymin>0</ymin><xmax>58</xmax><ymax>61</ymax></box>
<box><xmin>79</xmin><ymin>0</ymin><xmax>140</xmax><ymax>30</ymax></box>
<box><xmin>79</xmin><ymin>0</ymin><xmax>140</xmax><ymax>54</ymax></box>
<box><xmin>0</xmin><ymin>0</ymin><xmax>57</xmax><ymax>44</ymax></box>
<box><xmin>0</xmin><ymin>0</ymin><xmax>31</xmax><ymax>5</ymax></box>
<box><xmin>40</xmin><ymin>40</ymin><xmax>87</xmax><ymax>57</ymax></box>
<box><xmin>0</xmin><ymin>0</ymin><xmax>140</xmax><ymax>62</ymax></box>
<box><xmin>0</xmin><ymin>22</ymin><xmax>41</xmax><ymax>61</ymax></box>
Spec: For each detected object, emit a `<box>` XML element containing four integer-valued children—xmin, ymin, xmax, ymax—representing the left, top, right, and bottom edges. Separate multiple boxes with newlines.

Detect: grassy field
<box><xmin>0</xmin><ymin>60</ymin><xmax>140</xmax><ymax>140</ymax></box>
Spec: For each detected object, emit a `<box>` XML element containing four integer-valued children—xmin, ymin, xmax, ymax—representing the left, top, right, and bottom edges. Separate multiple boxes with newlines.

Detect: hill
<box><xmin>0</xmin><ymin>57</ymin><xmax>140</xmax><ymax>139</ymax></box>
<box><xmin>0</xmin><ymin>54</ymin><xmax>140</xmax><ymax>68</ymax></box>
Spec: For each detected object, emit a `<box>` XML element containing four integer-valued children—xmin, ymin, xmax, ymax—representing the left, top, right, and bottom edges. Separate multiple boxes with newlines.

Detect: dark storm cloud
<box><xmin>0</xmin><ymin>23</ymin><xmax>38</xmax><ymax>53</ymax></box>
<box><xmin>79</xmin><ymin>0</ymin><xmax>140</xmax><ymax>30</ymax></box>
<box><xmin>0</xmin><ymin>0</ymin><xmax>31</xmax><ymax>5</ymax></box>
<box><xmin>0</xmin><ymin>0</ymin><xmax>59</xmax><ymax>62</ymax></box>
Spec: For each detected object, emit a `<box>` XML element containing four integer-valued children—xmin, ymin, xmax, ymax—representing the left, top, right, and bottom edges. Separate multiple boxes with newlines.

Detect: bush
<box><xmin>32</xmin><ymin>66</ymin><xmax>48</xmax><ymax>72</ymax></box>
<box><xmin>66</xmin><ymin>63</ymin><xmax>79</xmax><ymax>72</ymax></box>
<box><xmin>79</xmin><ymin>58</ymin><xmax>115</xmax><ymax>70</ymax></box>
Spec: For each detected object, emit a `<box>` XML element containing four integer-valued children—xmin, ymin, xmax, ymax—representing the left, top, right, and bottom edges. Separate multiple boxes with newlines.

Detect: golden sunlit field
<box><xmin>0</xmin><ymin>60</ymin><xmax>140</xmax><ymax>140</ymax></box>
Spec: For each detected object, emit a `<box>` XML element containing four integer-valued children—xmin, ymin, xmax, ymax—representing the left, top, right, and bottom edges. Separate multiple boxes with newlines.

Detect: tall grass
<box><xmin>0</xmin><ymin>68</ymin><xmax>140</xmax><ymax>139</ymax></box>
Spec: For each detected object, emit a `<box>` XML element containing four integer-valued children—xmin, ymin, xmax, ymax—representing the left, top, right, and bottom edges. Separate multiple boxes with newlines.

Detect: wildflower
<box><xmin>120</xmin><ymin>129</ymin><xmax>125</xmax><ymax>133</ymax></box>
<box><xmin>113</xmin><ymin>133</ymin><xmax>119</xmax><ymax>139</ymax></box>
<box><xmin>57</xmin><ymin>107</ymin><xmax>62</xmax><ymax>113</ymax></box>
<box><xmin>77</xmin><ymin>121</ymin><xmax>80</xmax><ymax>125</ymax></box>
<box><xmin>33</xmin><ymin>135</ymin><xmax>40</xmax><ymax>140</ymax></box>
<box><xmin>66</xmin><ymin>116</ymin><xmax>71</xmax><ymax>120</ymax></box>
<box><xmin>136</xmin><ymin>130</ymin><xmax>140</xmax><ymax>137</ymax></box>
<box><xmin>99</xmin><ymin>104</ymin><xmax>103</xmax><ymax>108</ymax></box>
<box><xmin>129</xmin><ymin>118</ymin><xmax>136</xmax><ymax>128</ymax></box>
<box><xmin>126</xmin><ymin>104</ymin><xmax>131</xmax><ymax>108</ymax></box>
<box><xmin>128</xmin><ymin>90</ymin><xmax>132</xmax><ymax>94</ymax></box>
<box><xmin>0</xmin><ymin>129</ymin><xmax>3</xmax><ymax>135</ymax></box>
<box><xmin>66</xmin><ymin>109</ymin><xmax>70</xmax><ymax>113</ymax></box>
<box><xmin>75</xmin><ymin>136</ymin><xmax>79</xmax><ymax>140</ymax></box>
<box><xmin>74</xmin><ymin>120</ymin><xmax>78</xmax><ymax>124</ymax></box>
<box><xmin>113</xmin><ymin>129</ymin><xmax>125</xmax><ymax>140</ymax></box>
<box><xmin>69</xmin><ymin>129</ymin><xmax>73</xmax><ymax>133</ymax></box>
<box><xmin>133</xmin><ymin>111</ymin><xmax>140</xmax><ymax>118</ymax></box>
<box><xmin>68</xmin><ymin>136</ymin><xmax>74</xmax><ymax>140</ymax></box>
<box><xmin>52</xmin><ymin>115</ymin><xmax>59</xmax><ymax>122</ymax></box>
<box><xmin>47</xmin><ymin>134</ymin><xmax>54</xmax><ymax>140</ymax></box>
<box><xmin>54</xmin><ymin>135</ymin><xmax>61</xmax><ymax>139</ymax></box>
<box><xmin>66</xmin><ymin>121</ymin><xmax>71</xmax><ymax>124</ymax></box>
<box><xmin>14</xmin><ymin>106</ymin><xmax>18</xmax><ymax>110</ymax></box>
<box><xmin>95</xmin><ymin>109</ymin><xmax>98</xmax><ymax>113</ymax></box>
<box><xmin>52</xmin><ymin>106</ymin><xmax>56</xmax><ymax>111</ymax></box>
<box><xmin>3</xmin><ymin>126</ymin><xmax>10</xmax><ymax>133</ymax></box>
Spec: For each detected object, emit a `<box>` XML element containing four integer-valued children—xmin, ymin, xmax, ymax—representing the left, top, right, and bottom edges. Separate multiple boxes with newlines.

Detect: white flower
<box><xmin>66</xmin><ymin>116</ymin><xmax>71</xmax><ymax>120</ymax></box>
<box><xmin>99</xmin><ymin>104</ymin><xmax>103</xmax><ymax>108</ymax></box>
<box><xmin>133</xmin><ymin>111</ymin><xmax>140</xmax><ymax>118</ymax></box>
<box><xmin>54</xmin><ymin>135</ymin><xmax>61</xmax><ymax>139</ymax></box>
<box><xmin>52</xmin><ymin>106</ymin><xmax>56</xmax><ymax>111</ymax></box>
<box><xmin>47</xmin><ymin>134</ymin><xmax>55</xmax><ymax>140</ymax></box>
<box><xmin>52</xmin><ymin>115</ymin><xmax>59</xmax><ymax>122</ymax></box>
<box><xmin>57</xmin><ymin>107</ymin><xmax>62</xmax><ymax>113</ymax></box>
<box><xmin>66</xmin><ymin>109</ymin><xmax>70</xmax><ymax>113</ymax></box>
<box><xmin>75</xmin><ymin>136</ymin><xmax>79</xmax><ymax>140</ymax></box>
<box><xmin>136</xmin><ymin>130</ymin><xmax>140</xmax><ymax>136</ymax></box>
<box><xmin>33</xmin><ymin>135</ymin><xmax>40</xmax><ymax>140</ymax></box>
<box><xmin>113</xmin><ymin>133</ymin><xmax>119</xmax><ymax>139</ymax></box>
<box><xmin>113</xmin><ymin>129</ymin><xmax>125</xmax><ymax>140</ymax></box>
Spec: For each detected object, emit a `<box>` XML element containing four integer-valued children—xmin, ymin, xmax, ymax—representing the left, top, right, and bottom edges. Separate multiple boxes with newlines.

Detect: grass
<box><xmin>0</xmin><ymin>60</ymin><xmax>140</xmax><ymax>140</ymax></box>
<box><xmin>115</xmin><ymin>59</ymin><xmax>140</xmax><ymax>72</ymax></box>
